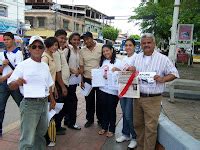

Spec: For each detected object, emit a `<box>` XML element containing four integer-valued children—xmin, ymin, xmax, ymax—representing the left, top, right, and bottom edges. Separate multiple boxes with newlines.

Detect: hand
<box><xmin>112</xmin><ymin>67</ymin><xmax>120</xmax><ymax>72</ymax></box>
<box><xmin>3</xmin><ymin>59</ymin><xmax>9</xmax><ymax>67</ymax></box>
<box><xmin>16</xmin><ymin>78</ymin><xmax>26</xmax><ymax>86</ymax></box>
<box><xmin>127</xmin><ymin>66</ymin><xmax>136</xmax><ymax>72</ymax></box>
<box><xmin>154</xmin><ymin>75</ymin><xmax>165</xmax><ymax>83</ymax></box>
<box><xmin>49</xmin><ymin>99</ymin><xmax>56</xmax><ymax>110</ymax></box>
<box><xmin>61</xmin><ymin>86</ymin><xmax>68</xmax><ymax>96</ymax></box>
<box><xmin>80</xmin><ymin>81</ymin><xmax>85</xmax><ymax>89</ymax></box>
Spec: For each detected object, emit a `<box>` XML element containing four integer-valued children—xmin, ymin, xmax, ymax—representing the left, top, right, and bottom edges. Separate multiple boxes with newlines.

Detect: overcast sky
<box><xmin>54</xmin><ymin>0</ymin><xmax>141</xmax><ymax>35</ymax></box>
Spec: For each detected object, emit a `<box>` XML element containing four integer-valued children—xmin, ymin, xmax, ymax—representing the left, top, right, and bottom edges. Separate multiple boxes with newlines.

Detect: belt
<box><xmin>24</xmin><ymin>97</ymin><xmax>47</xmax><ymax>101</ymax></box>
<box><xmin>140</xmin><ymin>93</ymin><xmax>161</xmax><ymax>97</ymax></box>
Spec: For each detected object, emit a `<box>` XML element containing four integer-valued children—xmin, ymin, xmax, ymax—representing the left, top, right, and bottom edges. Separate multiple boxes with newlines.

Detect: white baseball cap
<box><xmin>29</xmin><ymin>35</ymin><xmax>44</xmax><ymax>46</ymax></box>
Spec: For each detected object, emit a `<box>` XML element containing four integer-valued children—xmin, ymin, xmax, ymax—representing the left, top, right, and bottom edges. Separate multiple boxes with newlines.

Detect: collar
<box><xmin>142</xmin><ymin>49</ymin><xmax>157</xmax><ymax>57</ymax></box>
<box><xmin>4</xmin><ymin>47</ymin><xmax>19</xmax><ymax>54</ymax></box>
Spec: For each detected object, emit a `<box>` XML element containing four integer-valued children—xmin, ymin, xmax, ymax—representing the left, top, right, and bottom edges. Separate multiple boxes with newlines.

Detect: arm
<box><xmin>56</xmin><ymin>72</ymin><xmax>68</xmax><ymax>96</ymax></box>
<box><xmin>8</xmin><ymin>78</ymin><xmax>26</xmax><ymax>90</ymax></box>
<box><xmin>154</xmin><ymin>74</ymin><xmax>177</xmax><ymax>83</ymax></box>
<box><xmin>49</xmin><ymin>87</ymin><xmax>56</xmax><ymax>110</ymax></box>
<box><xmin>0</xmin><ymin>71</ymin><xmax>13</xmax><ymax>83</ymax></box>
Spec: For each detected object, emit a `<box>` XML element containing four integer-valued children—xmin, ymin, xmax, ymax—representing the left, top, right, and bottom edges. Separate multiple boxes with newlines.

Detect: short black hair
<box><xmin>125</xmin><ymin>38</ymin><xmax>136</xmax><ymax>46</ymax></box>
<box><xmin>54</xmin><ymin>29</ymin><xmax>67</xmax><ymax>37</ymax></box>
<box><xmin>81</xmin><ymin>32</ymin><xmax>93</xmax><ymax>39</ymax></box>
<box><xmin>3</xmin><ymin>32</ymin><xmax>14</xmax><ymax>39</ymax></box>
<box><xmin>44</xmin><ymin>37</ymin><xmax>59</xmax><ymax>48</ymax></box>
<box><xmin>69</xmin><ymin>32</ymin><xmax>80</xmax><ymax>45</ymax></box>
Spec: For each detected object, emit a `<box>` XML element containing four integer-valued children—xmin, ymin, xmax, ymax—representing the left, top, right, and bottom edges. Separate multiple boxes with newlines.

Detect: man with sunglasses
<box><xmin>0</xmin><ymin>32</ymin><xmax>23</xmax><ymax>136</ymax></box>
<box><xmin>7</xmin><ymin>35</ymin><xmax>56</xmax><ymax>149</ymax></box>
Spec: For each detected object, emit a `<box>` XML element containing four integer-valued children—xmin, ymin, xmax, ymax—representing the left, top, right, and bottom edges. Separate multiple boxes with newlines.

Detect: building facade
<box><xmin>0</xmin><ymin>0</ymin><xmax>25</xmax><ymax>34</ymax></box>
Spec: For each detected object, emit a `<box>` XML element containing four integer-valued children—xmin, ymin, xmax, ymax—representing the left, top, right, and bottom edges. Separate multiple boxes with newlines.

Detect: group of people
<box><xmin>0</xmin><ymin>30</ymin><xmax>179</xmax><ymax>150</ymax></box>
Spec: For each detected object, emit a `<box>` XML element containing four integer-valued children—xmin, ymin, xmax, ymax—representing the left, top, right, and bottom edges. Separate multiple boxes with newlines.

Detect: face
<box><xmin>141</xmin><ymin>37</ymin><xmax>155</xmax><ymax>55</ymax></box>
<box><xmin>49</xmin><ymin>42</ymin><xmax>59</xmax><ymax>53</ymax></box>
<box><xmin>3</xmin><ymin>36</ymin><xmax>15</xmax><ymax>48</ymax></box>
<box><xmin>56</xmin><ymin>35</ymin><xmax>67</xmax><ymax>48</ymax></box>
<box><xmin>83</xmin><ymin>37</ymin><xmax>93</xmax><ymax>48</ymax></box>
<box><xmin>70</xmin><ymin>35</ymin><xmax>80</xmax><ymax>47</ymax></box>
<box><xmin>125</xmin><ymin>40</ymin><xmax>135</xmax><ymax>55</ymax></box>
<box><xmin>103</xmin><ymin>47</ymin><xmax>113</xmax><ymax>60</ymax></box>
<box><xmin>29</xmin><ymin>41</ymin><xmax>45</xmax><ymax>60</ymax></box>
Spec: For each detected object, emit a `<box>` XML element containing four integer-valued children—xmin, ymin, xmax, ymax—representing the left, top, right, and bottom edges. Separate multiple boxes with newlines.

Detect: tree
<box><xmin>129</xmin><ymin>34</ymin><xmax>141</xmax><ymax>40</ymax></box>
<box><xmin>102</xmin><ymin>26</ymin><xmax>119</xmax><ymax>41</ymax></box>
<box><xmin>130</xmin><ymin>0</ymin><xmax>200</xmax><ymax>42</ymax></box>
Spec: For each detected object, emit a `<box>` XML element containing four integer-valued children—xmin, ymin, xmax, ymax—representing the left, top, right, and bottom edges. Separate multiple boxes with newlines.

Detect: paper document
<box><xmin>118</xmin><ymin>71</ymin><xmax>140</xmax><ymax>98</ymax></box>
<box><xmin>23</xmin><ymin>75</ymin><xmax>46</xmax><ymax>98</ymax></box>
<box><xmin>91</xmin><ymin>69</ymin><xmax>106</xmax><ymax>87</ymax></box>
<box><xmin>48</xmin><ymin>109</ymin><xmax>56</xmax><ymax>125</ymax></box>
<box><xmin>81</xmin><ymin>82</ymin><xmax>92</xmax><ymax>96</ymax></box>
<box><xmin>107</xmin><ymin>71</ymin><xmax>119</xmax><ymax>90</ymax></box>
<box><xmin>139</xmin><ymin>72</ymin><xmax>156</xmax><ymax>87</ymax></box>
<box><xmin>69</xmin><ymin>74</ymin><xmax>81</xmax><ymax>85</ymax></box>
<box><xmin>54</xmin><ymin>103</ymin><xmax>64</xmax><ymax>114</ymax></box>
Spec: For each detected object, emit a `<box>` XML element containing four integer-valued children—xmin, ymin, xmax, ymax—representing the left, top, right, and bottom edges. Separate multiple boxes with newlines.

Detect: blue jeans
<box><xmin>19</xmin><ymin>98</ymin><xmax>48</xmax><ymax>150</ymax></box>
<box><xmin>120</xmin><ymin>97</ymin><xmax>136</xmax><ymax>139</ymax></box>
<box><xmin>0</xmin><ymin>81</ymin><xmax>23</xmax><ymax>130</ymax></box>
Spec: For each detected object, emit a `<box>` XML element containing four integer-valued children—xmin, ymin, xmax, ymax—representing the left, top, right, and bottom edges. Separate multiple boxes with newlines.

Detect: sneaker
<box><xmin>128</xmin><ymin>139</ymin><xmax>137</xmax><ymax>148</ymax></box>
<box><xmin>116</xmin><ymin>135</ymin><xmax>131</xmax><ymax>143</ymax></box>
<box><xmin>84</xmin><ymin>121</ymin><xmax>94</xmax><ymax>128</ymax></box>
<box><xmin>48</xmin><ymin>142</ymin><xmax>56</xmax><ymax>147</ymax></box>
<box><xmin>68</xmin><ymin>124</ymin><xmax>81</xmax><ymax>130</ymax></box>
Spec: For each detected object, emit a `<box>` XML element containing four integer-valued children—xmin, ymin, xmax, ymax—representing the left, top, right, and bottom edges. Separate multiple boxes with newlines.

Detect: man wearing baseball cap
<box><xmin>79</xmin><ymin>32</ymin><xmax>103</xmax><ymax>128</ymax></box>
<box><xmin>8</xmin><ymin>35</ymin><xmax>56</xmax><ymax>149</ymax></box>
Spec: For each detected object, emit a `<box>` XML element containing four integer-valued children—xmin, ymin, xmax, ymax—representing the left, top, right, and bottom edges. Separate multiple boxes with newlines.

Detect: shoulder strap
<box><xmin>67</xmin><ymin>48</ymin><xmax>71</xmax><ymax>63</ymax></box>
<box><xmin>3</xmin><ymin>51</ymin><xmax>15</xmax><ymax>70</ymax></box>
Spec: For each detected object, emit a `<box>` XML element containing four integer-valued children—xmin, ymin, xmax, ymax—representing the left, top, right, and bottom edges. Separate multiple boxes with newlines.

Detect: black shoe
<box><xmin>68</xmin><ymin>124</ymin><xmax>81</xmax><ymax>130</ymax></box>
<box><xmin>58</xmin><ymin>127</ymin><xmax>66</xmax><ymax>131</ymax></box>
<box><xmin>56</xmin><ymin>129</ymin><xmax>66</xmax><ymax>135</ymax></box>
<box><xmin>84</xmin><ymin>121</ymin><xmax>94</xmax><ymax>128</ymax></box>
<box><xmin>97</xmin><ymin>121</ymin><xmax>102</xmax><ymax>127</ymax></box>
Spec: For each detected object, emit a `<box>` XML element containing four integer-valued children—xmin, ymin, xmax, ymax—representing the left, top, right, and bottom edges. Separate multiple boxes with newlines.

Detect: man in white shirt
<box><xmin>0</xmin><ymin>32</ymin><xmax>23</xmax><ymax>136</ymax></box>
<box><xmin>7</xmin><ymin>36</ymin><xmax>56</xmax><ymax>149</ymax></box>
<box><xmin>132</xmin><ymin>33</ymin><xmax>179</xmax><ymax>150</ymax></box>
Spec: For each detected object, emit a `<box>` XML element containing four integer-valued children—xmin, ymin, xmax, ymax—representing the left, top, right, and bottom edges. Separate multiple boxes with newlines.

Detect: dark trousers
<box><xmin>0</xmin><ymin>81</ymin><xmax>23</xmax><ymax>133</ymax></box>
<box><xmin>54</xmin><ymin>85</ymin><xmax>68</xmax><ymax>129</ymax></box>
<box><xmin>65</xmin><ymin>84</ymin><xmax>78</xmax><ymax>126</ymax></box>
<box><xmin>83</xmin><ymin>77</ymin><xmax>103</xmax><ymax>123</ymax></box>
<box><xmin>101</xmin><ymin>91</ymin><xmax>118</xmax><ymax>133</ymax></box>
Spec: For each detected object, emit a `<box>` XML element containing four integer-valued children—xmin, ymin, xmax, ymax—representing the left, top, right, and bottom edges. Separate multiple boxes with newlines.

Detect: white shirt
<box><xmin>99</xmin><ymin>58</ymin><xmax>122</xmax><ymax>96</ymax></box>
<box><xmin>133</xmin><ymin>50</ymin><xmax>179</xmax><ymax>94</ymax></box>
<box><xmin>0</xmin><ymin>48</ymin><xmax>23</xmax><ymax>76</ymax></box>
<box><xmin>121</xmin><ymin>53</ymin><xmax>136</xmax><ymax>70</ymax></box>
<box><xmin>7</xmin><ymin>58</ymin><xmax>54</xmax><ymax>97</ymax></box>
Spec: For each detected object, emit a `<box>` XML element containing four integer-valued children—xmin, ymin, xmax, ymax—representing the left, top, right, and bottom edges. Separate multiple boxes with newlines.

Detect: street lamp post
<box><xmin>168</xmin><ymin>0</ymin><xmax>180</xmax><ymax>64</ymax></box>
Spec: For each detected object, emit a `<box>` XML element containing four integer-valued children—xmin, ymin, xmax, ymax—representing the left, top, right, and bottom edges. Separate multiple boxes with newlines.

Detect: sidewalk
<box><xmin>0</xmin><ymin>63</ymin><xmax>200</xmax><ymax>150</ymax></box>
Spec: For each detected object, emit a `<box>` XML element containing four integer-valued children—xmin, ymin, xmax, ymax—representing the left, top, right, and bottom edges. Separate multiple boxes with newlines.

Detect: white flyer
<box><xmin>91</xmin><ymin>69</ymin><xmax>106</xmax><ymax>87</ymax></box>
<box><xmin>139</xmin><ymin>72</ymin><xmax>156</xmax><ymax>87</ymax></box>
<box><xmin>81</xmin><ymin>82</ymin><xmax>93</xmax><ymax>96</ymax></box>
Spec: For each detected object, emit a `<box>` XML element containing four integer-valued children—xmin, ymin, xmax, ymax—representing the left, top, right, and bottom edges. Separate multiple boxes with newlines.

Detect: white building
<box><xmin>0</xmin><ymin>0</ymin><xmax>25</xmax><ymax>34</ymax></box>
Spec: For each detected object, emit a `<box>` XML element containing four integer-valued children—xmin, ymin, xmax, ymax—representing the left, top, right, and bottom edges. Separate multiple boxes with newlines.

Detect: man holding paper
<box><xmin>132</xmin><ymin>33</ymin><xmax>179</xmax><ymax>150</ymax></box>
<box><xmin>79</xmin><ymin>32</ymin><xmax>103</xmax><ymax>128</ymax></box>
<box><xmin>7</xmin><ymin>36</ymin><xmax>56</xmax><ymax>150</ymax></box>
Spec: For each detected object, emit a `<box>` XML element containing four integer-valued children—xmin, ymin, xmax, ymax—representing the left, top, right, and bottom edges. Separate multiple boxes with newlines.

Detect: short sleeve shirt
<box><xmin>0</xmin><ymin>48</ymin><xmax>23</xmax><ymax>76</ymax></box>
<box><xmin>7</xmin><ymin>58</ymin><xmax>54</xmax><ymax>97</ymax></box>
<box><xmin>79</xmin><ymin>42</ymin><xmax>103</xmax><ymax>79</ymax></box>
<box><xmin>42</xmin><ymin>51</ymin><xmax>56</xmax><ymax>91</ymax></box>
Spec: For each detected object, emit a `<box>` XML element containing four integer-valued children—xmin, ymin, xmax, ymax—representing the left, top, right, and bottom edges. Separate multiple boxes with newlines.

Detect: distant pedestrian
<box><xmin>7</xmin><ymin>35</ymin><xmax>56</xmax><ymax>149</ymax></box>
<box><xmin>0</xmin><ymin>32</ymin><xmax>23</xmax><ymax>136</ymax></box>
<box><xmin>79</xmin><ymin>32</ymin><xmax>103</xmax><ymax>128</ymax></box>
<box><xmin>64</xmin><ymin>32</ymin><xmax>81</xmax><ymax>130</ymax></box>
<box><xmin>133</xmin><ymin>33</ymin><xmax>179</xmax><ymax>150</ymax></box>
<box><xmin>98</xmin><ymin>44</ymin><xmax>121</xmax><ymax>137</ymax></box>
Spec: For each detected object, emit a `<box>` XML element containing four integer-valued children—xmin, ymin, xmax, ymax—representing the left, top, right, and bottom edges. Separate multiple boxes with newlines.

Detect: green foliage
<box><xmin>129</xmin><ymin>34</ymin><xmax>141</xmax><ymax>40</ymax></box>
<box><xmin>102</xmin><ymin>26</ymin><xmax>119</xmax><ymax>41</ymax></box>
<box><xmin>130</xmin><ymin>0</ymin><xmax>200</xmax><ymax>42</ymax></box>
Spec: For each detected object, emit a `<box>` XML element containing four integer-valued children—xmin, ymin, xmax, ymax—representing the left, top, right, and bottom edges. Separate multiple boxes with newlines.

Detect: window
<box><xmin>75</xmin><ymin>23</ymin><xmax>79</xmax><ymax>31</ymax></box>
<box><xmin>63</xmin><ymin>20</ymin><xmax>69</xmax><ymax>30</ymax></box>
<box><xmin>0</xmin><ymin>5</ymin><xmax>7</xmax><ymax>17</ymax></box>
<box><xmin>25</xmin><ymin>16</ymin><xmax>34</xmax><ymax>28</ymax></box>
<box><xmin>38</xmin><ymin>17</ymin><xmax>45</xmax><ymax>27</ymax></box>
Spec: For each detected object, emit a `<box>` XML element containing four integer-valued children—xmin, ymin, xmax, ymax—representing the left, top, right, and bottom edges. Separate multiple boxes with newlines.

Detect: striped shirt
<box><xmin>133</xmin><ymin>50</ymin><xmax>179</xmax><ymax>94</ymax></box>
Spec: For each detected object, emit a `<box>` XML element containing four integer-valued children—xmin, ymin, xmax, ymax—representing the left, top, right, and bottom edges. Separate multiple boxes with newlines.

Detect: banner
<box><xmin>178</xmin><ymin>24</ymin><xmax>194</xmax><ymax>41</ymax></box>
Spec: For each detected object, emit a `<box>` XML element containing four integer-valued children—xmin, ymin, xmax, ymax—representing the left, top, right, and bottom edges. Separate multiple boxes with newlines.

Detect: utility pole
<box><xmin>17</xmin><ymin>0</ymin><xmax>19</xmax><ymax>35</ymax></box>
<box><xmin>168</xmin><ymin>0</ymin><xmax>180</xmax><ymax>64</ymax></box>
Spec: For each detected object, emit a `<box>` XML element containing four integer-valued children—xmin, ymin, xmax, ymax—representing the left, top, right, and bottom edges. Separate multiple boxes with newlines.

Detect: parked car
<box><xmin>113</xmin><ymin>44</ymin><xmax>120</xmax><ymax>54</ymax></box>
<box><xmin>119</xmin><ymin>39</ymin><xmax>127</xmax><ymax>55</ymax></box>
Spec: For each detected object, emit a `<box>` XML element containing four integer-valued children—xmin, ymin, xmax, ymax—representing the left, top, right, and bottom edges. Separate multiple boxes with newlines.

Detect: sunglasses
<box><xmin>31</xmin><ymin>45</ymin><xmax>44</xmax><ymax>50</ymax></box>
